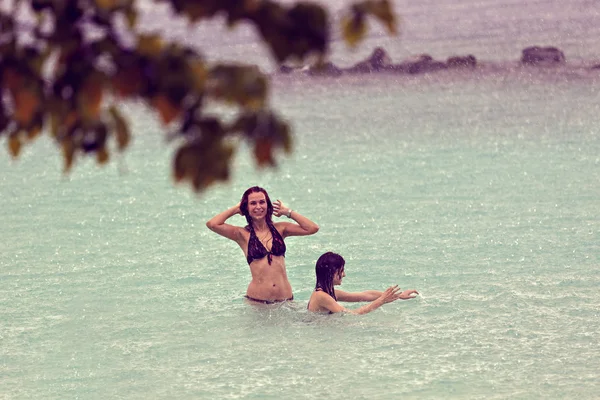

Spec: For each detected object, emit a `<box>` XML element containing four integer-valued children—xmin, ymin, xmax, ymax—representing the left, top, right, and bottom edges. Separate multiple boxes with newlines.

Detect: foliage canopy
<box><xmin>0</xmin><ymin>0</ymin><xmax>396</xmax><ymax>191</ymax></box>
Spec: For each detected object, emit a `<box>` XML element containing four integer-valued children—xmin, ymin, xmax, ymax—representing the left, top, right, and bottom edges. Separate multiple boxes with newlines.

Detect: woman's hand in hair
<box><xmin>272</xmin><ymin>199</ymin><xmax>288</xmax><ymax>218</ymax></box>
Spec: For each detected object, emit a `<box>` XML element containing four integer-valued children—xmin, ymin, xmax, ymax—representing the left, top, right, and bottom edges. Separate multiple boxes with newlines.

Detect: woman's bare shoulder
<box><xmin>308</xmin><ymin>290</ymin><xmax>328</xmax><ymax>312</ymax></box>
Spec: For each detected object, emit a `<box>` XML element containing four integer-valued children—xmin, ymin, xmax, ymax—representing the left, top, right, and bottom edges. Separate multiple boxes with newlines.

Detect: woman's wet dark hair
<box><xmin>315</xmin><ymin>252</ymin><xmax>345</xmax><ymax>301</ymax></box>
<box><xmin>240</xmin><ymin>186</ymin><xmax>274</xmax><ymax>227</ymax></box>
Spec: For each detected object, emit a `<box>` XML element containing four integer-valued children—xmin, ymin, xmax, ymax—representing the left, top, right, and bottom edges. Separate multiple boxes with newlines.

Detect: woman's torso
<box><xmin>239</xmin><ymin>223</ymin><xmax>292</xmax><ymax>301</ymax></box>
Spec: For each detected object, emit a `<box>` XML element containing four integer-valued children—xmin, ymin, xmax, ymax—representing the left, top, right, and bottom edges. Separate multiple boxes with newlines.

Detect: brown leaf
<box><xmin>52</xmin><ymin>108</ymin><xmax>79</xmax><ymax>139</ymax></box>
<box><xmin>49</xmin><ymin>110</ymin><xmax>60</xmax><ymax>138</ymax></box>
<box><xmin>13</xmin><ymin>89</ymin><xmax>40</xmax><ymax>126</ymax></box>
<box><xmin>95</xmin><ymin>0</ymin><xmax>118</xmax><ymax>10</ymax></box>
<box><xmin>96</xmin><ymin>147</ymin><xmax>109</xmax><ymax>164</ymax></box>
<box><xmin>62</xmin><ymin>139</ymin><xmax>76</xmax><ymax>172</ymax></box>
<box><xmin>111</xmin><ymin>66</ymin><xmax>143</xmax><ymax>98</ymax></box>
<box><xmin>137</xmin><ymin>34</ymin><xmax>163</xmax><ymax>57</ymax></box>
<box><xmin>26</xmin><ymin>124</ymin><xmax>42</xmax><ymax>140</ymax></box>
<box><xmin>64</xmin><ymin>111</ymin><xmax>79</xmax><ymax>133</ymax></box>
<box><xmin>242</xmin><ymin>73</ymin><xmax>268</xmax><ymax>110</ymax></box>
<box><xmin>244</xmin><ymin>0</ymin><xmax>260</xmax><ymax>13</ymax></box>
<box><xmin>188</xmin><ymin>60</ymin><xmax>207</xmax><ymax>92</ymax></box>
<box><xmin>109</xmin><ymin>106</ymin><xmax>130</xmax><ymax>151</ymax></box>
<box><xmin>1</xmin><ymin>67</ymin><xmax>23</xmax><ymax>93</ymax></box>
<box><xmin>366</xmin><ymin>0</ymin><xmax>398</xmax><ymax>35</ymax></box>
<box><xmin>173</xmin><ymin>144</ymin><xmax>198</xmax><ymax>183</ymax></box>
<box><xmin>207</xmin><ymin>65</ymin><xmax>268</xmax><ymax>110</ymax></box>
<box><xmin>125</xmin><ymin>7</ymin><xmax>138</xmax><ymax>28</ymax></box>
<box><xmin>183</xmin><ymin>2</ymin><xmax>216</xmax><ymax>22</ymax></box>
<box><xmin>152</xmin><ymin>95</ymin><xmax>181</xmax><ymax>125</ymax></box>
<box><xmin>192</xmin><ymin>171</ymin><xmax>216</xmax><ymax>192</ymax></box>
<box><xmin>281</xmin><ymin>124</ymin><xmax>293</xmax><ymax>153</ymax></box>
<box><xmin>8</xmin><ymin>134</ymin><xmax>21</xmax><ymax>158</ymax></box>
<box><xmin>79</xmin><ymin>74</ymin><xmax>104</xmax><ymax>120</ymax></box>
<box><xmin>341</xmin><ymin>13</ymin><xmax>367</xmax><ymax>48</ymax></box>
<box><xmin>253</xmin><ymin>138</ymin><xmax>275</xmax><ymax>167</ymax></box>
<box><xmin>173</xmin><ymin>140</ymin><xmax>235</xmax><ymax>191</ymax></box>
<box><xmin>267</xmin><ymin>35</ymin><xmax>293</xmax><ymax>64</ymax></box>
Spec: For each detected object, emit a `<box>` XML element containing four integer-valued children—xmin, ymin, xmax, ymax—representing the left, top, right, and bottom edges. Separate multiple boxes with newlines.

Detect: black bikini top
<box><xmin>246</xmin><ymin>223</ymin><xmax>286</xmax><ymax>265</ymax></box>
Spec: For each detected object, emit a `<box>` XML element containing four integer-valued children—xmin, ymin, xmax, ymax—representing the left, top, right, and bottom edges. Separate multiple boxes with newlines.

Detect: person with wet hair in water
<box><xmin>307</xmin><ymin>252</ymin><xmax>419</xmax><ymax>314</ymax></box>
<box><xmin>206</xmin><ymin>186</ymin><xmax>319</xmax><ymax>304</ymax></box>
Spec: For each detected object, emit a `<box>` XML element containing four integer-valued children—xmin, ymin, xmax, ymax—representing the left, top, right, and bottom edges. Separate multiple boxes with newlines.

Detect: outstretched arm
<box><xmin>315</xmin><ymin>286</ymin><xmax>411</xmax><ymax>315</ymax></box>
<box><xmin>206</xmin><ymin>203</ymin><xmax>243</xmax><ymax>242</ymax></box>
<box><xmin>350</xmin><ymin>286</ymin><xmax>403</xmax><ymax>315</ymax></box>
<box><xmin>335</xmin><ymin>289</ymin><xmax>383</xmax><ymax>302</ymax></box>
<box><xmin>336</xmin><ymin>288</ymin><xmax>419</xmax><ymax>303</ymax></box>
<box><xmin>273</xmin><ymin>200</ymin><xmax>319</xmax><ymax>237</ymax></box>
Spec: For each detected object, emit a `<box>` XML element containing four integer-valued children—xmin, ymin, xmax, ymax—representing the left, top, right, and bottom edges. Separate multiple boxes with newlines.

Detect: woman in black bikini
<box><xmin>307</xmin><ymin>252</ymin><xmax>419</xmax><ymax>314</ymax></box>
<box><xmin>206</xmin><ymin>186</ymin><xmax>319</xmax><ymax>304</ymax></box>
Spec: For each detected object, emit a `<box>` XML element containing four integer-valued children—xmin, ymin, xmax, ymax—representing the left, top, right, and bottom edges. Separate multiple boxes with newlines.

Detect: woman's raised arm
<box><xmin>273</xmin><ymin>200</ymin><xmax>319</xmax><ymax>237</ymax></box>
<box><xmin>206</xmin><ymin>203</ymin><xmax>243</xmax><ymax>241</ymax></box>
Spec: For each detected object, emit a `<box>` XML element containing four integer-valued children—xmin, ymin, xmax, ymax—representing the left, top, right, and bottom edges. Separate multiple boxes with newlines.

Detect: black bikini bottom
<box><xmin>244</xmin><ymin>295</ymin><xmax>294</xmax><ymax>304</ymax></box>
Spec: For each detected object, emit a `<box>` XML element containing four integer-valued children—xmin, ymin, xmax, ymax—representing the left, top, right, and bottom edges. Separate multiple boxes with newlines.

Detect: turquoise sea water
<box><xmin>2</xmin><ymin>1</ymin><xmax>600</xmax><ymax>399</ymax></box>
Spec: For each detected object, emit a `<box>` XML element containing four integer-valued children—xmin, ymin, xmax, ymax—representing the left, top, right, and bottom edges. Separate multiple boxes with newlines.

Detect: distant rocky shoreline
<box><xmin>277</xmin><ymin>46</ymin><xmax>600</xmax><ymax>77</ymax></box>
